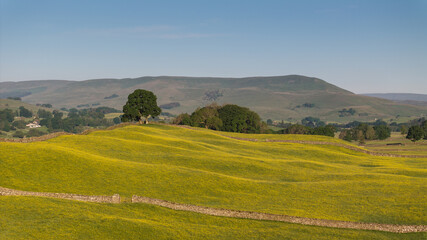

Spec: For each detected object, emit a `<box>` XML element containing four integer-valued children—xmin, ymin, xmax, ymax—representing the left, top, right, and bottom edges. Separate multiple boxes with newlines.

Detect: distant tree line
<box><xmin>339</xmin><ymin>123</ymin><xmax>391</xmax><ymax>143</ymax></box>
<box><xmin>275</xmin><ymin>124</ymin><xmax>336</xmax><ymax>137</ymax></box>
<box><xmin>339</xmin><ymin>108</ymin><xmax>356</xmax><ymax>117</ymax></box>
<box><xmin>39</xmin><ymin>107</ymin><xmax>115</xmax><ymax>133</ymax></box>
<box><xmin>7</xmin><ymin>97</ymin><xmax>22</xmax><ymax>101</ymax></box>
<box><xmin>295</xmin><ymin>103</ymin><xmax>315</xmax><ymax>108</ymax></box>
<box><xmin>174</xmin><ymin>104</ymin><xmax>267</xmax><ymax>133</ymax></box>
<box><xmin>36</xmin><ymin>103</ymin><xmax>52</xmax><ymax>108</ymax></box>
<box><xmin>104</xmin><ymin>94</ymin><xmax>119</xmax><ymax>99</ymax></box>
<box><xmin>159</xmin><ymin>102</ymin><xmax>180</xmax><ymax>109</ymax></box>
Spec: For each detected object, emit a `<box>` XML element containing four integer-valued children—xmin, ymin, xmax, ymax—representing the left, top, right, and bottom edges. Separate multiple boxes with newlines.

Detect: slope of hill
<box><xmin>362</xmin><ymin>93</ymin><xmax>427</xmax><ymax>107</ymax></box>
<box><xmin>362</xmin><ymin>93</ymin><xmax>427</xmax><ymax>102</ymax></box>
<box><xmin>1</xmin><ymin>75</ymin><xmax>426</xmax><ymax>123</ymax></box>
<box><xmin>1</xmin><ymin>124</ymin><xmax>425</xmax><ymax>225</ymax></box>
<box><xmin>3</xmin><ymin>197</ymin><xmax>423</xmax><ymax>240</ymax></box>
<box><xmin>1</xmin><ymin>197</ymin><xmax>424</xmax><ymax>240</ymax></box>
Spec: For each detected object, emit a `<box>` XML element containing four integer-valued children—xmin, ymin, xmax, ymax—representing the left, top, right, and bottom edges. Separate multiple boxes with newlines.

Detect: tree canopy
<box><xmin>406</xmin><ymin>126</ymin><xmax>424</xmax><ymax>142</ymax></box>
<box><xmin>121</xmin><ymin>89</ymin><xmax>161</xmax><ymax>124</ymax></box>
<box><xmin>174</xmin><ymin>104</ymin><xmax>264</xmax><ymax>133</ymax></box>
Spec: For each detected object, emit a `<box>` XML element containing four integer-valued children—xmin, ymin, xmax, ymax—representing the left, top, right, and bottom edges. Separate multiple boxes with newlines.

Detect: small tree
<box><xmin>121</xmin><ymin>89</ymin><xmax>161</xmax><ymax>124</ymax></box>
<box><xmin>113</xmin><ymin>117</ymin><xmax>121</xmax><ymax>124</ymax></box>
<box><xmin>12</xmin><ymin>120</ymin><xmax>27</xmax><ymax>129</ymax></box>
<box><xmin>13</xmin><ymin>130</ymin><xmax>25</xmax><ymax>138</ymax></box>
<box><xmin>27</xmin><ymin>128</ymin><xmax>43</xmax><ymax>137</ymax></box>
<box><xmin>174</xmin><ymin>113</ymin><xmax>193</xmax><ymax>126</ymax></box>
<box><xmin>406</xmin><ymin>126</ymin><xmax>424</xmax><ymax>142</ymax></box>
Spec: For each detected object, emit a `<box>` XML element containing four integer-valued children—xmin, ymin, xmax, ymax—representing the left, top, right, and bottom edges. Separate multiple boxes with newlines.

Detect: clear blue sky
<box><xmin>1</xmin><ymin>0</ymin><xmax>426</xmax><ymax>93</ymax></box>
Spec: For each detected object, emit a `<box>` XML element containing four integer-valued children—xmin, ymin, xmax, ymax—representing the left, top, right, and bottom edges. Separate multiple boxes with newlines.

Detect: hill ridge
<box><xmin>3</xmin><ymin>75</ymin><xmax>425</xmax><ymax>122</ymax></box>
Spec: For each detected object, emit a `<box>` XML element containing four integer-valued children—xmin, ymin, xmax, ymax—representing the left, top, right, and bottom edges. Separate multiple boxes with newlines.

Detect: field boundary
<box><xmin>1</xmin><ymin>186</ymin><xmax>425</xmax><ymax>233</ymax></box>
<box><xmin>0</xmin><ymin>186</ymin><xmax>120</xmax><ymax>203</ymax></box>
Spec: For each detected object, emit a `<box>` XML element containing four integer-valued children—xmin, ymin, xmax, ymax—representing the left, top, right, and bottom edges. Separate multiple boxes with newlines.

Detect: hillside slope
<box><xmin>362</xmin><ymin>93</ymin><xmax>427</xmax><ymax>107</ymax></box>
<box><xmin>1</xmin><ymin>124</ymin><xmax>425</xmax><ymax>225</ymax></box>
<box><xmin>2</xmin><ymin>197</ymin><xmax>423</xmax><ymax>240</ymax></box>
<box><xmin>1</xmin><ymin>75</ymin><xmax>426</xmax><ymax>122</ymax></box>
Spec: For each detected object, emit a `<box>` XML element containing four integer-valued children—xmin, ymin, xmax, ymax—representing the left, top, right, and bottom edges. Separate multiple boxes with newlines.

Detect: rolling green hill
<box><xmin>1</xmin><ymin>125</ymin><xmax>425</xmax><ymax>223</ymax></box>
<box><xmin>1</xmin><ymin>124</ymin><xmax>426</xmax><ymax>238</ymax></box>
<box><xmin>1</xmin><ymin>197</ymin><xmax>424</xmax><ymax>240</ymax></box>
<box><xmin>1</xmin><ymin>75</ymin><xmax>425</xmax><ymax>122</ymax></box>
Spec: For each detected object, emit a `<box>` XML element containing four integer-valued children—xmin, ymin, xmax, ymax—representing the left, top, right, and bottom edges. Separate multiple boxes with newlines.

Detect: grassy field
<box><xmin>1</xmin><ymin>196</ymin><xmax>425</xmax><ymax>240</ymax></box>
<box><xmin>364</xmin><ymin>132</ymin><xmax>427</xmax><ymax>156</ymax></box>
<box><xmin>1</xmin><ymin>124</ymin><xmax>426</xmax><ymax>227</ymax></box>
<box><xmin>105</xmin><ymin>112</ymin><xmax>122</xmax><ymax>119</ymax></box>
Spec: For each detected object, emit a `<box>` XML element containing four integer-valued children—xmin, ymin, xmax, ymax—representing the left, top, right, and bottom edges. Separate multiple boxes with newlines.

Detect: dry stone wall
<box><xmin>0</xmin><ymin>187</ymin><xmax>120</xmax><ymax>203</ymax></box>
<box><xmin>0</xmin><ymin>186</ymin><xmax>425</xmax><ymax>233</ymax></box>
<box><xmin>0</xmin><ymin>132</ymin><xmax>72</xmax><ymax>143</ymax></box>
<box><xmin>131</xmin><ymin>195</ymin><xmax>427</xmax><ymax>233</ymax></box>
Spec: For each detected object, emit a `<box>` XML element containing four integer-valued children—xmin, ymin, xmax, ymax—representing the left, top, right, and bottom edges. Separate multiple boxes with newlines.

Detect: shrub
<box><xmin>13</xmin><ymin>131</ymin><xmax>25</xmax><ymax>138</ymax></box>
<box><xmin>27</xmin><ymin>128</ymin><xmax>44</xmax><ymax>137</ymax></box>
<box><xmin>12</xmin><ymin>120</ymin><xmax>27</xmax><ymax>129</ymax></box>
<box><xmin>174</xmin><ymin>113</ymin><xmax>192</xmax><ymax>126</ymax></box>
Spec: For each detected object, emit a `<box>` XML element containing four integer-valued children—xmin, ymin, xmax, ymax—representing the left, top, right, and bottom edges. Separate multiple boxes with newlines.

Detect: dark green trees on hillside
<box><xmin>19</xmin><ymin>106</ymin><xmax>32</xmax><ymax>117</ymax></box>
<box><xmin>121</xmin><ymin>89</ymin><xmax>161</xmax><ymax>124</ymax></box>
<box><xmin>339</xmin><ymin>123</ymin><xmax>390</xmax><ymax>142</ymax></box>
<box><xmin>0</xmin><ymin>109</ymin><xmax>15</xmax><ymax>132</ymax></box>
<box><xmin>190</xmin><ymin>104</ymin><xmax>223</xmax><ymax>130</ymax></box>
<box><xmin>0</xmin><ymin>109</ymin><xmax>15</xmax><ymax>122</ymax></box>
<box><xmin>218</xmin><ymin>104</ymin><xmax>261</xmax><ymax>133</ymax></box>
<box><xmin>174</xmin><ymin>104</ymin><xmax>264</xmax><ymax>133</ymax></box>
<box><xmin>373</xmin><ymin>125</ymin><xmax>391</xmax><ymax>140</ymax></box>
<box><xmin>301</xmin><ymin>117</ymin><xmax>325</xmax><ymax>128</ymax></box>
<box><xmin>406</xmin><ymin>126</ymin><xmax>424</xmax><ymax>142</ymax></box>
<box><xmin>406</xmin><ymin>120</ymin><xmax>427</xmax><ymax>142</ymax></box>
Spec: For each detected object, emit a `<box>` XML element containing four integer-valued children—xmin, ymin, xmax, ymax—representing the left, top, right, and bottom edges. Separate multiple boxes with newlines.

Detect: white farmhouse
<box><xmin>26</xmin><ymin>121</ymin><xmax>41</xmax><ymax>128</ymax></box>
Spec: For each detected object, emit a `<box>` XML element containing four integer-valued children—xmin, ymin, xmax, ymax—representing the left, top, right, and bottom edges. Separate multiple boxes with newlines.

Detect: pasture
<box><xmin>0</xmin><ymin>124</ymin><xmax>426</xmax><ymax>238</ymax></box>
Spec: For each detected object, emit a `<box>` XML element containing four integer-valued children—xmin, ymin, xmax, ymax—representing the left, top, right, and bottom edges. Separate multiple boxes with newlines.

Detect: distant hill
<box><xmin>362</xmin><ymin>93</ymin><xmax>427</xmax><ymax>107</ymax></box>
<box><xmin>362</xmin><ymin>93</ymin><xmax>427</xmax><ymax>101</ymax></box>
<box><xmin>1</xmin><ymin>75</ymin><xmax>426</xmax><ymax>123</ymax></box>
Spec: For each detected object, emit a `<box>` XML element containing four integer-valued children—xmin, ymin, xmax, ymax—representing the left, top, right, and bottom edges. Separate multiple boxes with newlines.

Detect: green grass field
<box><xmin>1</xmin><ymin>196</ymin><xmax>425</xmax><ymax>240</ymax></box>
<box><xmin>0</xmin><ymin>124</ymin><xmax>426</xmax><ymax>238</ymax></box>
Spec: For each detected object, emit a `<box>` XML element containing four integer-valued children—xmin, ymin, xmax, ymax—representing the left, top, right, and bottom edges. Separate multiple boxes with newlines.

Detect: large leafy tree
<box><xmin>121</xmin><ymin>89</ymin><xmax>161</xmax><ymax>124</ymax></box>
